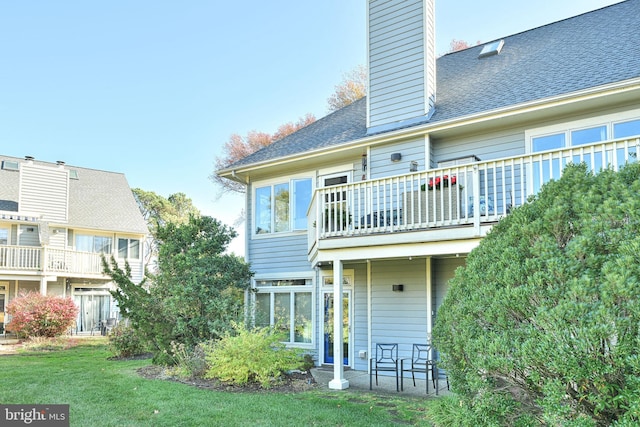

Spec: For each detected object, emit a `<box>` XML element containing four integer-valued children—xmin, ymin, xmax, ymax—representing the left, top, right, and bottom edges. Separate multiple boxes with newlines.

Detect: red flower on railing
<box><xmin>422</xmin><ymin>175</ymin><xmax>457</xmax><ymax>190</ymax></box>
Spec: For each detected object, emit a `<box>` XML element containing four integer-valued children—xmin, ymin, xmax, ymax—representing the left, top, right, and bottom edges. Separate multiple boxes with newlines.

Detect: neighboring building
<box><xmin>217</xmin><ymin>0</ymin><xmax>640</xmax><ymax>389</ymax></box>
<box><xmin>0</xmin><ymin>155</ymin><xmax>148</xmax><ymax>334</ymax></box>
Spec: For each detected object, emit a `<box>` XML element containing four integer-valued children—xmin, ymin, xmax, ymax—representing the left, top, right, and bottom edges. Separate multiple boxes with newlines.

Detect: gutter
<box><xmin>216</xmin><ymin>77</ymin><xmax>640</xmax><ymax>178</ymax></box>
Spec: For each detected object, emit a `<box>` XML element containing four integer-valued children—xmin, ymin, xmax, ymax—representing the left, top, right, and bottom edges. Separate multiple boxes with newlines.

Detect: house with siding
<box><xmin>217</xmin><ymin>0</ymin><xmax>640</xmax><ymax>389</ymax></box>
<box><xmin>0</xmin><ymin>155</ymin><xmax>148</xmax><ymax>334</ymax></box>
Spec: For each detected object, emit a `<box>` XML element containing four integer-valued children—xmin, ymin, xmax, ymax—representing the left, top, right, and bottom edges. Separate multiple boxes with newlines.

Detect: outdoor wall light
<box><xmin>392</xmin><ymin>284</ymin><xmax>404</xmax><ymax>292</ymax></box>
<box><xmin>390</xmin><ymin>153</ymin><xmax>402</xmax><ymax>162</ymax></box>
<box><xmin>409</xmin><ymin>161</ymin><xmax>418</xmax><ymax>172</ymax></box>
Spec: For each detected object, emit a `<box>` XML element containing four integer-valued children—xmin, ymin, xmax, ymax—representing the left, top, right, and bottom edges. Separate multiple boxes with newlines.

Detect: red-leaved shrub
<box><xmin>6</xmin><ymin>291</ymin><xmax>79</xmax><ymax>338</ymax></box>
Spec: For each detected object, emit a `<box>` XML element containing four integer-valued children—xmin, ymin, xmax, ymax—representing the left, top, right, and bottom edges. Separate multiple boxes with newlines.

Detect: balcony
<box><xmin>0</xmin><ymin>246</ymin><xmax>105</xmax><ymax>277</ymax></box>
<box><xmin>308</xmin><ymin>136</ymin><xmax>640</xmax><ymax>256</ymax></box>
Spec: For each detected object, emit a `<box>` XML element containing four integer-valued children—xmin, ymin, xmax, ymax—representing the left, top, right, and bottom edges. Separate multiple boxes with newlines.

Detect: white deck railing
<box><xmin>309</xmin><ymin>136</ymin><xmax>640</xmax><ymax>247</ymax></box>
<box><xmin>0</xmin><ymin>246</ymin><xmax>105</xmax><ymax>275</ymax></box>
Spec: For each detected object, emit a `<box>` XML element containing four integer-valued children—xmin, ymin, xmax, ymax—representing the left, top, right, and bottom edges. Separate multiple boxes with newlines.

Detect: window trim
<box><xmin>252</xmin><ymin>273</ymin><xmax>315</xmax><ymax>348</ymax></box>
<box><xmin>117</xmin><ymin>237</ymin><xmax>141</xmax><ymax>260</ymax></box>
<box><xmin>252</xmin><ymin>174</ymin><xmax>314</xmax><ymax>238</ymax></box>
<box><xmin>526</xmin><ymin>108</ymin><xmax>640</xmax><ymax>153</ymax></box>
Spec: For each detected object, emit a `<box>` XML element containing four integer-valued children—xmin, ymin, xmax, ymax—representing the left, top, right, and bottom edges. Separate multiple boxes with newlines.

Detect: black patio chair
<box><xmin>369</xmin><ymin>343</ymin><xmax>399</xmax><ymax>392</ymax></box>
<box><xmin>401</xmin><ymin>343</ymin><xmax>448</xmax><ymax>395</ymax></box>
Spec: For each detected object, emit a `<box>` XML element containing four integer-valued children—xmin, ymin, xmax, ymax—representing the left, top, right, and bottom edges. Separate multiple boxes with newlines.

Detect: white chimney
<box><xmin>367</xmin><ymin>0</ymin><xmax>436</xmax><ymax>134</ymax></box>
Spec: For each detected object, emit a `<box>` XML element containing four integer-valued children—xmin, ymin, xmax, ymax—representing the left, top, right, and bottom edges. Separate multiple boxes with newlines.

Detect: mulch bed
<box><xmin>136</xmin><ymin>365</ymin><xmax>317</xmax><ymax>393</ymax></box>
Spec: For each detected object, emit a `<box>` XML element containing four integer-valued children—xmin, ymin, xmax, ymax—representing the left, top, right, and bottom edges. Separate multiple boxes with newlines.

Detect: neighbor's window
<box><xmin>255</xmin><ymin>178</ymin><xmax>312</xmax><ymax>235</ymax></box>
<box><xmin>254</xmin><ymin>278</ymin><xmax>312</xmax><ymax>345</ymax></box>
<box><xmin>118</xmin><ymin>238</ymin><xmax>140</xmax><ymax>259</ymax></box>
<box><xmin>76</xmin><ymin>235</ymin><xmax>112</xmax><ymax>254</ymax></box>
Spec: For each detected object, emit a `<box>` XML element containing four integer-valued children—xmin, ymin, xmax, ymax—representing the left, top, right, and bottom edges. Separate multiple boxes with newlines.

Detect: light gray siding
<box><xmin>370</xmin><ymin>259</ymin><xmax>427</xmax><ymax>362</ymax></box>
<box><xmin>19</xmin><ymin>163</ymin><xmax>68</xmax><ymax>222</ymax></box>
<box><xmin>369</xmin><ymin>137</ymin><xmax>425</xmax><ymax>179</ymax></box>
<box><xmin>432</xmin><ymin>257</ymin><xmax>464</xmax><ymax>320</ymax></box>
<box><xmin>249</xmin><ymin>234</ymin><xmax>311</xmax><ymax>273</ymax></box>
<box><xmin>350</xmin><ymin>263</ymin><xmax>369</xmax><ymax>371</ymax></box>
<box><xmin>431</xmin><ymin>127</ymin><xmax>525</xmax><ymax>167</ymax></box>
<box><xmin>18</xmin><ymin>225</ymin><xmax>40</xmax><ymax>246</ymax></box>
<box><xmin>368</xmin><ymin>0</ymin><xmax>432</xmax><ymax>130</ymax></box>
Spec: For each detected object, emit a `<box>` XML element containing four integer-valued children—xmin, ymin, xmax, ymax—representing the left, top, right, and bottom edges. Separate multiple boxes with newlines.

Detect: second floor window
<box><xmin>118</xmin><ymin>238</ymin><xmax>140</xmax><ymax>259</ymax></box>
<box><xmin>255</xmin><ymin>178</ymin><xmax>312</xmax><ymax>235</ymax></box>
<box><xmin>0</xmin><ymin>228</ymin><xmax>7</xmax><ymax>245</ymax></box>
<box><xmin>532</xmin><ymin>118</ymin><xmax>640</xmax><ymax>153</ymax></box>
<box><xmin>76</xmin><ymin>235</ymin><xmax>112</xmax><ymax>254</ymax></box>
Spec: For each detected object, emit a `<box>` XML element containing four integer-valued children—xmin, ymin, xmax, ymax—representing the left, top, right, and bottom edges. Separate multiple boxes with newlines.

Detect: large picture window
<box><xmin>254</xmin><ymin>278</ymin><xmax>313</xmax><ymax>345</ymax></box>
<box><xmin>76</xmin><ymin>234</ymin><xmax>112</xmax><ymax>254</ymax></box>
<box><xmin>255</xmin><ymin>178</ymin><xmax>312</xmax><ymax>235</ymax></box>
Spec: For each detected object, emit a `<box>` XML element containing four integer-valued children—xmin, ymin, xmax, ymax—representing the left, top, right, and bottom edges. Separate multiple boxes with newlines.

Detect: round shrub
<box><xmin>6</xmin><ymin>291</ymin><xmax>78</xmax><ymax>338</ymax></box>
<box><xmin>433</xmin><ymin>163</ymin><xmax>640</xmax><ymax>425</ymax></box>
<box><xmin>108</xmin><ymin>323</ymin><xmax>149</xmax><ymax>358</ymax></box>
<box><xmin>204</xmin><ymin>323</ymin><xmax>303</xmax><ymax>388</ymax></box>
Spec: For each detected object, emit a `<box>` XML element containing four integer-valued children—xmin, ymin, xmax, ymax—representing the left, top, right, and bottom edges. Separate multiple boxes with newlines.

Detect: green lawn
<box><xmin>0</xmin><ymin>339</ymin><xmax>434</xmax><ymax>426</ymax></box>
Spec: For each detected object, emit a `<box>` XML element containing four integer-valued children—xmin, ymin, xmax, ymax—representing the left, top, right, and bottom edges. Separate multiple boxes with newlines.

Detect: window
<box><xmin>0</xmin><ymin>228</ymin><xmax>8</xmax><ymax>245</ymax></box>
<box><xmin>527</xmin><ymin>113</ymin><xmax>640</xmax><ymax>194</ymax></box>
<box><xmin>478</xmin><ymin>39</ymin><xmax>504</xmax><ymax>58</ymax></box>
<box><xmin>76</xmin><ymin>234</ymin><xmax>112</xmax><ymax>254</ymax></box>
<box><xmin>532</xmin><ymin>125</ymin><xmax>607</xmax><ymax>153</ymax></box>
<box><xmin>1</xmin><ymin>160</ymin><xmax>19</xmax><ymax>171</ymax></box>
<box><xmin>614</xmin><ymin>119</ymin><xmax>640</xmax><ymax>139</ymax></box>
<box><xmin>254</xmin><ymin>178</ymin><xmax>312</xmax><ymax>235</ymax></box>
<box><xmin>530</xmin><ymin>117</ymin><xmax>640</xmax><ymax>154</ymax></box>
<box><xmin>254</xmin><ymin>278</ymin><xmax>312</xmax><ymax>345</ymax></box>
<box><xmin>118</xmin><ymin>238</ymin><xmax>140</xmax><ymax>259</ymax></box>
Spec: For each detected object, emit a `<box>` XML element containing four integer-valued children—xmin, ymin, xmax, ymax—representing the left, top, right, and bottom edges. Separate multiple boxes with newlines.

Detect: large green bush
<box><xmin>204</xmin><ymin>324</ymin><xmax>303</xmax><ymax>388</ymax></box>
<box><xmin>433</xmin><ymin>163</ymin><xmax>640</xmax><ymax>426</ymax></box>
<box><xmin>105</xmin><ymin>215</ymin><xmax>252</xmax><ymax>364</ymax></box>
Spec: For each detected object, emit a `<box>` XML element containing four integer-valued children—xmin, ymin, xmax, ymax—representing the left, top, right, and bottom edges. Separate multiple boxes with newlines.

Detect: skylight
<box><xmin>1</xmin><ymin>160</ymin><xmax>19</xmax><ymax>171</ymax></box>
<box><xmin>478</xmin><ymin>39</ymin><xmax>504</xmax><ymax>58</ymax></box>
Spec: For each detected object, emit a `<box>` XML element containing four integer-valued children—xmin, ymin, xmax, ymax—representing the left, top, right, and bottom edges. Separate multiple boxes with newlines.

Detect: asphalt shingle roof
<box><xmin>0</xmin><ymin>155</ymin><xmax>148</xmax><ymax>234</ymax></box>
<box><xmin>226</xmin><ymin>0</ymin><xmax>640</xmax><ymax>170</ymax></box>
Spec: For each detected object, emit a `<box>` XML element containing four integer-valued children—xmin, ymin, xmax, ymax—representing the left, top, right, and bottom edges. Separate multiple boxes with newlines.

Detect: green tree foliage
<box><xmin>433</xmin><ymin>163</ymin><xmax>640</xmax><ymax>426</ymax></box>
<box><xmin>105</xmin><ymin>215</ymin><xmax>252</xmax><ymax>364</ymax></box>
<box><xmin>132</xmin><ymin>188</ymin><xmax>200</xmax><ymax>270</ymax></box>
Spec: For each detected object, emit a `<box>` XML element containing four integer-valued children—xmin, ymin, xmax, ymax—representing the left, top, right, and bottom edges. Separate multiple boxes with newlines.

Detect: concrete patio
<box><xmin>311</xmin><ymin>367</ymin><xmax>450</xmax><ymax>397</ymax></box>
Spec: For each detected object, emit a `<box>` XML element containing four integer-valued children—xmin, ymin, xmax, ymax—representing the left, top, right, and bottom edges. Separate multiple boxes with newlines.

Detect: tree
<box><xmin>447</xmin><ymin>39</ymin><xmax>481</xmax><ymax>53</ymax></box>
<box><xmin>327</xmin><ymin>64</ymin><xmax>367</xmax><ymax>112</ymax></box>
<box><xmin>432</xmin><ymin>163</ymin><xmax>640</xmax><ymax>426</ymax></box>
<box><xmin>211</xmin><ymin>115</ymin><xmax>316</xmax><ymax>195</ymax></box>
<box><xmin>104</xmin><ymin>215</ymin><xmax>253</xmax><ymax>364</ymax></box>
<box><xmin>212</xmin><ymin>65</ymin><xmax>367</xmax><ymax>195</ymax></box>
<box><xmin>132</xmin><ymin>188</ymin><xmax>200</xmax><ymax>271</ymax></box>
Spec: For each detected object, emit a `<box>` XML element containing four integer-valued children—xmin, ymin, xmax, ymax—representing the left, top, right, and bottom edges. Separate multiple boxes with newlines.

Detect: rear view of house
<box><xmin>217</xmin><ymin>0</ymin><xmax>640</xmax><ymax>390</ymax></box>
<box><xmin>0</xmin><ymin>155</ymin><xmax>148</xmax><ymax>334</ymax></box>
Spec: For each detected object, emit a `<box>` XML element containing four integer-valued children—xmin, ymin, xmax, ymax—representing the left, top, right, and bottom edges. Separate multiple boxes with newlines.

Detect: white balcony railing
<box><xmin>0</xmin><ymin>246</ymin><xmax>105</xmax><ymax>276</ymax></box>
<box><xmin>309</xmin><ymin>136</ymin><xmax>640</xmax><ymax>247</ymax></box>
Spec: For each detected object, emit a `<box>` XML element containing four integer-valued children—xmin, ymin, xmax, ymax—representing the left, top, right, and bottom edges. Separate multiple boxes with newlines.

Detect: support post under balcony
<box><xmin>329</xmin><ymin>259</ymin><xmax>349</xmax><ymax>390</ymax></box>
